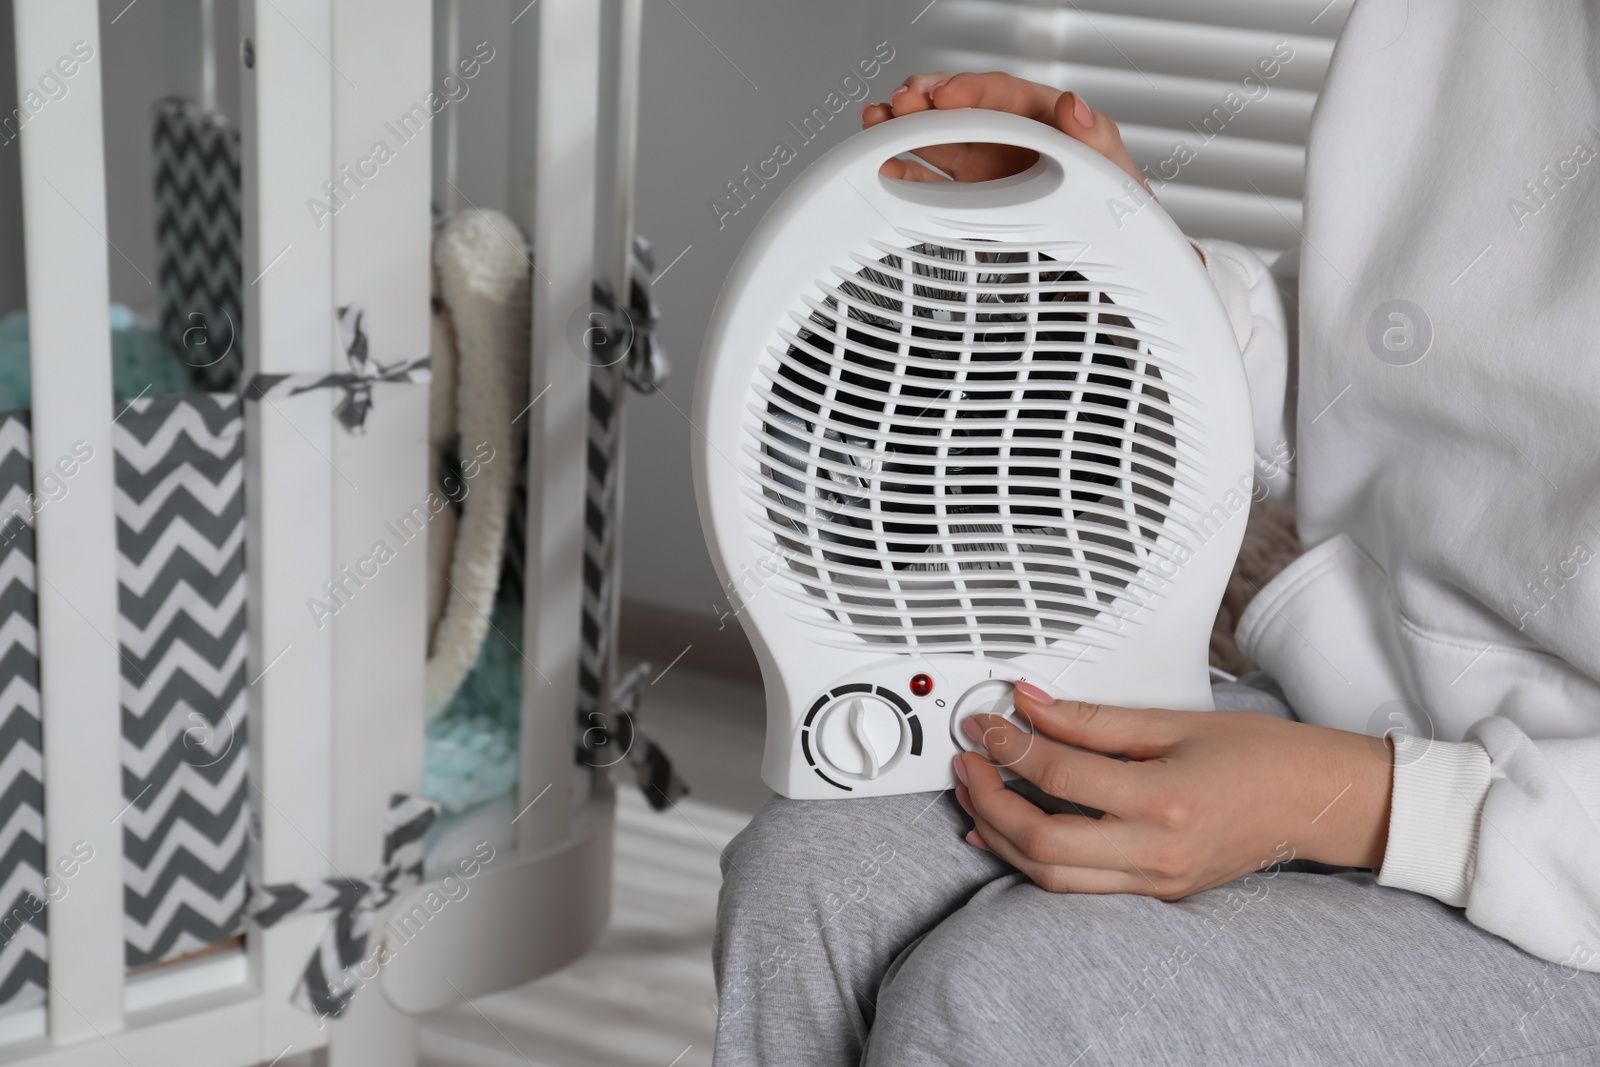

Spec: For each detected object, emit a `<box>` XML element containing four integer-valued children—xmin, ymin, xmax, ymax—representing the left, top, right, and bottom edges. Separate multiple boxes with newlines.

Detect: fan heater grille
<box><xmin>746</xmin><ymin>234</ymin><xmax>1206</xmax><ymax>659</ymax></box>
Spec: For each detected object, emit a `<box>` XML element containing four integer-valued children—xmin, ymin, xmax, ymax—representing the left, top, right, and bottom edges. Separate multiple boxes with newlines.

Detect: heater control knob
<box><xmin>951</xmin><ymin>680</ymin><xmax>1030</xmax><ymax>752</ymax></box>
<box><xmin>816</xmin><ymin>696</ymin><xmax>904</xmax><ymax>779</ymax></box>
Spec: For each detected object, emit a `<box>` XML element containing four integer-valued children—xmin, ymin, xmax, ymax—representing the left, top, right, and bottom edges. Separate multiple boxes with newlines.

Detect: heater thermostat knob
<box><xmin>950</xmin><ymin>679</ymin><xmax>1030</xmax><ymax>752</ymax></box>
<box><xmin>815</xmin><ymin>696</ymin><xmax>905</xmax><ymax>779</ymax></box>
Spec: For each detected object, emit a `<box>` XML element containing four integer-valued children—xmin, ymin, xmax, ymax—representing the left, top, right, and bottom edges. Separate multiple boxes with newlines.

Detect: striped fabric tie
<box><xmin>248</xmin><ymin>793</ymin><xmax>439</xmax><ymax>1018</ymax></box>
<box><xmin>243</xmin><ymin>306</ymin><xmax>431</xmax><ymax>432</ymax></box>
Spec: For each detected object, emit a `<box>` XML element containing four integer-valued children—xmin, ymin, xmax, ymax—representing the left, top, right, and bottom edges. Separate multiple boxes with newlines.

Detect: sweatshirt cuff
<box><xmin>1376</xmin><ymin>736</ymin><xmax>1492</xmax><ymax>907</ymax></box>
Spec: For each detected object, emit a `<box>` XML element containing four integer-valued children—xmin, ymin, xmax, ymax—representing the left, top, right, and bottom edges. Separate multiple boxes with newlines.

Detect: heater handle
<box><xmin>855</xmin><ymin>107</ymin><xmax>1118</xmax><ymax>187</ymax></box>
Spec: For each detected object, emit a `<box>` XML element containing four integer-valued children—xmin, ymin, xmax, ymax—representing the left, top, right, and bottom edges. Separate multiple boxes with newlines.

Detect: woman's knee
<box><xmin>715</xmin><ymin>790</ymin><xmax>1000</xmax><ymax>988</ymax></box>
<box><xmin>719</xmin><ymin>791</ymin><xmax>963</xmax><ymax>909</ymax></box>
<box><xmin>715</xmin><ymin>793</ymin><xmax>964</xmax><ymax>1028</ymax></box>
<box><xmin>866</xmin><ymin>884</ymin><xmax>1149</xmax><ymax>1065</ymax></box>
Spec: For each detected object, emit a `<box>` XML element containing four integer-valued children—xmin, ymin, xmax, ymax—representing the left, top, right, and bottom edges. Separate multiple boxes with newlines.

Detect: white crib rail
<box><xmin>594</xmin><ymin>0</ymin><xmax>643</xmax><ymax>745</ymax></box>
<box><xmin>324</xmin><ymin>0</ymin><xmax>433</xmax><ymax>1060</ymax></box>
<box><xmin>13</xmin><ymin>0</ymin><xmax>125</xmax><ymax>1044</ymax></box>
<box><xmin>513</xmin><ymin>0</ymin><xmax>600</xmax><ymax>855</ymax></box>
<box><xmin>239</xmin><ymin>0</ymin><xmax>339</xmax><ymax>1059</ymax></box>
<box><xmin>3</xmin><ymin>0</ymin><xmax>633</xmax><ymax>1061</ymax></box>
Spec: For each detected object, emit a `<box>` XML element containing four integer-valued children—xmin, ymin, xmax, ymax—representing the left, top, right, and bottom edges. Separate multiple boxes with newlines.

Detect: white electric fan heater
<box><xmin>693</xmin><ymin>109</ymin><xmax>1252</xmax><ymax>799</ymax></box>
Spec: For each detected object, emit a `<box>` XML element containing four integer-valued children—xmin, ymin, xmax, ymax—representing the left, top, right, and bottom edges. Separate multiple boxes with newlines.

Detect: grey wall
<box><xmin>621</xmin><ymin>0</ymin><xmax>891</xmax><ymax>614</ymax></box>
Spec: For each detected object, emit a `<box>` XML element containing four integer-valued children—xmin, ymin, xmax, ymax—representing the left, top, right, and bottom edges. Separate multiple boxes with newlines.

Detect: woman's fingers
<box><xmin>968</xmin><ymin>823</ymin><xmax>1142</xmax><ymax>894</ymax></box>
<box><xmin>861</xmin><ymin>101</ymin><xmax>894</xmax><ymax>128</ymax></box>
<box><xmin>906</xmin><ymin>73</ymin><xmax>1056</xmax><ymax>181</ymax></box>
<box><xmin>906</xmin><ymin>140</ymin><xmax>1036</xmax><ymax>183</ymax></box>
<box><xmin>963</xmin><ymin>713</ymin><xmax>1141</xmax><ymax>813</ymax></box>
<box><xmin>863</xmin><ymin>70</ymin><xmax>1152</xmax><ymax>190</ymax></box>
<box><xmin>866</xmin><ymin>72</ymin><xmax>1045</xmax><ymax>181</ymax></box>
<box><xmin>930</xmin><ymin>71</ymin><xmax>1061</xmax><ymax>122</ymax></box>
<box><xmin>879</xmin><ymin>152</ymin><xmax>954</xmax><ymax>182</ymax></box>
<box><xmin>864</xmin><ymin>93</ymin><xmax>961</xmax><ymax>182</ymax></box>
<box><xmin>957</xmin><ymin>752</ymin><xmax>1139</xmax><ymax>870</ymax></box>
<box><xmin>958</xmin><ymin>759</ymin><xmax>1150</xmax><ymax>892</ymax></box>
<box><xmin>873</xmin><ymin>136</ymin><xmax>1034</xmax><ymax>184</ymax></box>
<box><xmin>1011</xmin><ymin>684</ymin><xmax>1180</xmax><ymax>759</ymax></box>
<box><xmin>881</xmin><ymin>81</ymin><xmax>1148</xmax><ymax>191</ymax></box>
<box><xmin>887</xmin><ymin>71</ymin><xmax>955</xmax><ymax>115</ymax></box>
<box><xmin>1050</xmin><ymin>91</ymin><xmax>1152</xmax><ymax>195</ymax></box>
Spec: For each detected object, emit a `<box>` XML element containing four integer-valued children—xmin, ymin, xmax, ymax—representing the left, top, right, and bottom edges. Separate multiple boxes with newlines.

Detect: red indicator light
<box><xmin>909</xmin><ymin>673</ymin><xmax>933</xmax><ymax>697</ymax></box>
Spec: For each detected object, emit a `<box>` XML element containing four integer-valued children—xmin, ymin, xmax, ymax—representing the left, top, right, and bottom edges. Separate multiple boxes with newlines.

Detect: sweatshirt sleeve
<box><xmin>1380</xmin><ymin>722</ymin><xmax>1600</xmax><ymax>973</ymax></box>
<box><xmin>1189</xmin><ymin>238</ymin><xmax>1298</xmax><ymax>503</ymax></box>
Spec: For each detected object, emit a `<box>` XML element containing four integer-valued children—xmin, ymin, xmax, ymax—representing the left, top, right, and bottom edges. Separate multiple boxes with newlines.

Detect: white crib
<box><xmin>0</xmin><ymin>0</ymin><xmax>636</xmax><ymax>1063</ymax></box>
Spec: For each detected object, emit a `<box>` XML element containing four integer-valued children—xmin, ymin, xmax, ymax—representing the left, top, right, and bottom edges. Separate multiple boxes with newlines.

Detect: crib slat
<box><xmin>325</xmin><ymin>0</ymin><xmax>430</xmax><ymax>876</ymax></box>
<box><xmin>598</xmin><ymin>0</ymin><xmax>641</xmax><ymax>317</ymax></box>
<box><xmin>12</xmin><ymin>0</ymin><xmax>127</xmax><ymax>1043</ymax></box>
<box><xmin>591</xmin><ymin>0</ymin><xmax>643</xmax><ymax>790</ymax></box>
<box><xmin>323</xmin><ymin>0</ymin><xmax>432</xmax><ymax>1061</ymax></box>
<box><xmin>514</xmin><ymin>0</ymin><xmax>600</xmax><ymax>854</ymax></box>
<box><xmin>239</xmin><ymin>0</ymin><xmax>337</xmax><ymax>1055</ymax></box>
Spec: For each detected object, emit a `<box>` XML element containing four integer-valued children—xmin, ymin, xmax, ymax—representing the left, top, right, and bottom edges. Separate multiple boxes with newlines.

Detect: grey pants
<box><xmin>712</xmin><ymin>683</ymin><xmax>1600</xmax><ymax>1066</ymax></box>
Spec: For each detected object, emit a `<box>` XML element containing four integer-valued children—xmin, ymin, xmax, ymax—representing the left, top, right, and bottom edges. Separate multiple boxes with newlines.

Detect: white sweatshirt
<box><xmin>1194</xmin><ymin>0</ymin><xmax>1600</xmax><ymax>971</ymax></box>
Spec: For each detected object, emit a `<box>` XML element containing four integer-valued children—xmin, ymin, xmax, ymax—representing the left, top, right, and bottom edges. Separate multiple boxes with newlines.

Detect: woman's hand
<box><xmin>953</xmin><ymin>681</ymin><xmax>1394</xmax><ymax>899</ymax></box>
<box><xmin>861</xmin><ymin>71</ymin><xmax>1150</xmax><ymax>193</ymax></box>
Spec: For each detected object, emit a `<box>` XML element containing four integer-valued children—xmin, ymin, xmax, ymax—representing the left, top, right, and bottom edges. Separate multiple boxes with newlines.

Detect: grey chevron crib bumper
<box><xmin>0</xmin><ymin>412</ymin><xmax>44</xmax><ymax>1015</ymax></box>
<box><xmin>0</xmin><ymin>395</ymin><xmax>247</xmax><ymax>1016</ymax></box>
<box><xmin>118</xmin><ymin>396</ymin><xmax>247</xmax><ymax>969</ymax></box>
<box><xmin>155</xmin><ymin>98</ymin><xmax>243</xmax><ymax>393</ymax></box>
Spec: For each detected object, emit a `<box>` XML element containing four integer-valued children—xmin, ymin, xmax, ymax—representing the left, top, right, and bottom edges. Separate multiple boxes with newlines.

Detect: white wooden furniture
<box><xmin>0</xmin><ymin>0</ymin><xmax>632</xmax><ymax>1063</ymax></box>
